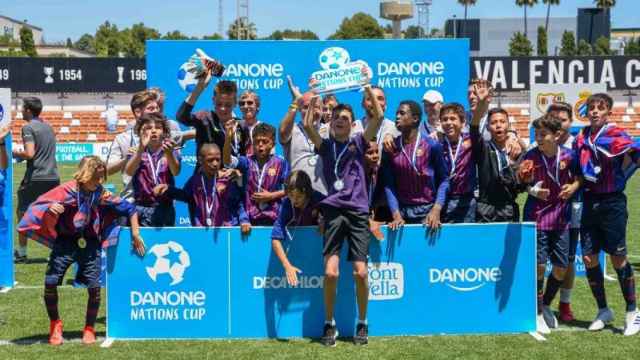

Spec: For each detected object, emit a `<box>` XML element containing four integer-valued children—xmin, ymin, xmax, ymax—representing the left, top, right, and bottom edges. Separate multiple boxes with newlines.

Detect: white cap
<box><xmin>422</xmin><ymin>89</ymin><xmax>444</xmax><ymax>104</ymax></box>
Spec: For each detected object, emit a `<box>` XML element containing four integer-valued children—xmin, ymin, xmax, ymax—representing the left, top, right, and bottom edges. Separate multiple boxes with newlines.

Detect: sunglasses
<box><xmin>239</xmin><ymin>101</ymin><xmax>255</xmax><ymax>106</ymax></box>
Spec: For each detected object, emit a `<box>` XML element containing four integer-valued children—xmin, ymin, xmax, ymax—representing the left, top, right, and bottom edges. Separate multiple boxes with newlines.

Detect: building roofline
<box><xmin>0</xmin><ymin>15</ymin><xmax>43</xmax><ymax>32</ymax></box>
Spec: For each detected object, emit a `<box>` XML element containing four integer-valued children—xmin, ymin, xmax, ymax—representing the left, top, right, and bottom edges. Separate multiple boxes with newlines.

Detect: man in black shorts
<box><xmin>13</xmin><ymin>97</ymin><xmax>60</xmax><ymax>262</ymax></box>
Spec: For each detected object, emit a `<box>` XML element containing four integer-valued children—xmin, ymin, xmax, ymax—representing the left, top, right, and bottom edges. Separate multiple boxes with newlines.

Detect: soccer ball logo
<box><xmin>319</xmin><ymin>47</ymin><xmax>351</xmax><ymax>70</ymax></box>
<box><xmin>145</xmin><ymin>241</ymin><xmax>191</xmax><ymax>286</ymax></box>
<box><xmin>177</xmin><ymin>63</ymin><xmax>199</xmax><ymax>93</ymax></box>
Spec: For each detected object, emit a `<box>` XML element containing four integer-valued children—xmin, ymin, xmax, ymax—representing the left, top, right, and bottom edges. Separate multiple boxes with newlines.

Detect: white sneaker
<box><xmin>623</xmin><ymin>310</ymin><xmax>640</xmax><ymax>336</ymax></box>
<box><xmin>588</xmin><ymin>307</ymin><xmax>614</xmax><ymax>331</ymax></box>
<box><xmin>542</xmin><ymin>306</ymin><xmax>559</xmax><ymax>329</ymax></box>
<box><xmin>536</xmin><ymin>314</ymin><xmax>551</xmax><ymax>335</ymax></box>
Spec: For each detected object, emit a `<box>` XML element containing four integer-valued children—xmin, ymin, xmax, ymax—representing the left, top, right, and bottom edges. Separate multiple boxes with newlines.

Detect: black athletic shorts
<box><xmin>322</xmin><ymin>206</ymin><xmax>370</xmax><ymax>262</ymax></box>
<box><xmin>18</xmin><ymin>179</ymin><xmax>60</xmax><ymax>213</ymax></box>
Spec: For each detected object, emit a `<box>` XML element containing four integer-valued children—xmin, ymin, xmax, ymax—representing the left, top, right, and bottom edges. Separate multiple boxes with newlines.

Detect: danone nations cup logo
<box><xmin>310</xmin><ymin>47</ymin><xmax>372</xmax><ymax>94</ymax></box>
<box><xmin>146</xmin><ymin>241</ymin><xmax>191</xmax><ymax>286</ymax></box>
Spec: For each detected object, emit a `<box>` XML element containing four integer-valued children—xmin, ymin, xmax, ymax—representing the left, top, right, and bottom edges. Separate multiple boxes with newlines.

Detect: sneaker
<box><xmin>558</xmin><ymin>302</ymin><xmax>575</xmax><ymax>322</ymax></box>
<box><xmin>623</xmin><ymin>310</ymin><xmax>640</xmax><ymax>336</ymax></box>
<box><xmin>48</xmin><ymin>319</ymin><xmax>63</xmax><ymax>346</ymax></box>
<box><xmin>353</xmin><ymin>323</ymin><xmax>368</xmax><ymax>345</ymax></box>
<box><xmin>536</xmin><ymin>314</ymin><xmax>551</xmax><ymax>335</ymax></box>
<box><xmin>588</xmin><ymin>307</ymin><xmax>614</xmax><ymax>331</ymax></box>
<box><xmin>13</xmin><ymin>251</ymin><xmax>27</xmax><ymax>264</ymax></box>
<box><xmin>320</xmin><ymin>323</ymin><xmax>338</xmax><ymax>347</ymax></box>
<box><xmin>82</xmin><ymin>325</ymin><xmax>96</xmax><ymax>345</ymax></box>
<box><xmin>542</xmin><ymin>306</ymin><xmax>559</xmax><ymax>329</ymax></box>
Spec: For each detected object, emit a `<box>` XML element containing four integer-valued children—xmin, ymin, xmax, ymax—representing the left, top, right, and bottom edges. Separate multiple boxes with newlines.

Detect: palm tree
<box><xmin>543</xmin><ymin>0</ymin><xmax>560</xmax><ymax>33</ymax></box>
<box><xmin>457</xmin><ymin>0</ymin><xmax>478</xmax><ymax>38</ymax></box>
<box><xmin>594</xmin><ymin>0</ymin><xmax>616</xmax><ymax>39</ymax></box>
<box><xmin>516</xmin><ymin>0</ymin><xmax>539</xmax><ymax>39</ymax></box>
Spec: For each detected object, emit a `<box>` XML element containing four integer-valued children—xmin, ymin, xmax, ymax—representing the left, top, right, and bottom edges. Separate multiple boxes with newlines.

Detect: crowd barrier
<box><xmin>107</xmin><ymin>223</ymin><xmax>537</xmax><ymax>339</ymax></box>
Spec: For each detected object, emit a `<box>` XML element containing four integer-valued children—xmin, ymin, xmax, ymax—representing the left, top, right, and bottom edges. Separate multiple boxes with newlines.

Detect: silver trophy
<box><xmin>44</xmin><ymin>67</ymin><xmax>54</xmax><ymax>84</ymax></box>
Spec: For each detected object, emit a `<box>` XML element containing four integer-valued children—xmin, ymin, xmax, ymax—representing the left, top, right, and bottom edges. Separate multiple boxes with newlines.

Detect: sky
<box><xmin>2</xmin><ymin>0</ymin><xmax>638</xmax><ymax>43</ymax></box>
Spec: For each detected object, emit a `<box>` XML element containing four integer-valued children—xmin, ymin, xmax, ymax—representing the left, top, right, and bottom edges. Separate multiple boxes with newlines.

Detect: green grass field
<box><xmin>1</xmin><ymin>163</ymin><xmax>640</xmax><ymax>359</ymax></box>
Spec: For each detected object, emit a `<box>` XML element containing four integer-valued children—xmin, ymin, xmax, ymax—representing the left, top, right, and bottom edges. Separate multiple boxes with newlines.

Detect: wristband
<box><xmin>289</xmin><ymin>103</ymin><xmax>298</xmax><ymax>112</ymax></box>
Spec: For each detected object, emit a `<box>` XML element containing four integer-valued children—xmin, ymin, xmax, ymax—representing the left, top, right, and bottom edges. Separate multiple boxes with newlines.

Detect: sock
<box><xmin>17</xmin><ymin>246</ymin><xmax>27</xmax><ymax>257</ymax></box>
<box><xmin>614</xmin><ymin>263</ymin><xmax>637</xmax><ymax>313</ymax></box>
<box><xmin>85</xmin><ymin>287</ymin><xmax>101</xmax><ymax>328</ymax></box>
<box><xmin>537</xmin><ymin>278</ymin><xmax>544</xmax><ymax>314</ymax></box>
<box><xmin>560</xmin><ymin>288</ymin><xmax>572</xmax><ymax>304</ymax></box>
<box><xmin>586</xmin><ymin>265</ymin><xmax>608</xmax><ymax>310</ymax></box>
<box><xmin>358</xmin><ymin>319</ymin><xmax>368</xmax><ymax>325</ymax></box>
<box><xmin>324</xmin><ymin>319</ymin><xmax>335</xmax><ymax>326</ymax></box>
<box><xmin>44</xmin><ymin>285</ymin><xmax>59</xmax><ymax>321</ymax></box>
<box><xmin>543</xmin><ymin>275</ymin><xmax>563</xmax><ymax>306</ymax></box>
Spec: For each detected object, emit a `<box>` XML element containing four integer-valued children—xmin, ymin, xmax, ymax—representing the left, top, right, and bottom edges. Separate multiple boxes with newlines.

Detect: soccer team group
<box><xmin>9</xmin><ymin>61</ymin><xmax>640</xmax><ymax>346</ymax></box>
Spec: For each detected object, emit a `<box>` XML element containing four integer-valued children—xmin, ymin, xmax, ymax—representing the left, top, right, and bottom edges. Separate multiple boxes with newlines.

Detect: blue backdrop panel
<box><xmin>107</xmin><ymin>223</ymin><xmax>536</xmax><ymax>339</ymax></box>
<box><xmin>146</xmin><ymin>39</ymin><xmax>470</xmax><ymax>226</ymax></box>
<box><xmin>107</xmin><ymin>227</ymin><xmax>230</xmax><ymax>339</ymax></box>
<box><xmin>0</xmin><ymin>137</ymin><xmax>13</xmax><ymax>288</ymax></box>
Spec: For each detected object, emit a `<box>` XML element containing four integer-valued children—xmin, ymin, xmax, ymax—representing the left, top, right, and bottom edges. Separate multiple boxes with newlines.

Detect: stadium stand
<box><xmin>9</xmin><ymin>106</ymin><xmax>640</xmax><ymax>144</ymax></box>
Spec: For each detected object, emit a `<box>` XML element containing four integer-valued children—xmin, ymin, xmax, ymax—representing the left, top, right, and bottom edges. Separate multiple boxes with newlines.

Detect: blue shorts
<box><xmin>580</xmin><ymin>192</ymin><xmax>628</xmax><ymax>256</ymax></box>
<box><xmin>538</xmin><ymin>230</ymin><xmax>569</xmax><ymax>268</ymax></box>
<box><xmin>45</xmin><ymin>236</ymin><xmax>101</xmax><ymax>288</ymax></box>
<box><xmin>443</xmin><ymin>194</ymin><xmax>476</xmax><ymax>223</ymax></box>
<box><xmin>568</xmin><ymin>228</ymin><xmax>579</xmax><ymax>262</ymax></box>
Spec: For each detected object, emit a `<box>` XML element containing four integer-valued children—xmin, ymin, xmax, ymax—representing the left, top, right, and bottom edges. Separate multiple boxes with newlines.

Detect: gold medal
<box><xmin>78</xmin><ymin>238</ymin><xmax>87</xmax><ymax>249</ymax></box>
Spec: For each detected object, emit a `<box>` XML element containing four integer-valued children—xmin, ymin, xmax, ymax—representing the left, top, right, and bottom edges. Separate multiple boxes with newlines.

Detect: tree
<box><xmin>515</xmin><ymin>0</ymin><xmax>539</xmax><ymax>39</ymax></box>
<box><xmin>543</xmin><ymin>0</ymin><xmax>560</xmax><ymax>33</ymax></box>
<box><xmin>509</xmin><ymin>31</ymin><xmax>533</xmax><ymax>56</ymax></box>
<box><xmin>594</xmin><ymin>0</ymin><xmax>616</xmax><ymax>42</ymax></box>
<box><xmin>537</xmin><ymin>26</ymin><xmax>548</xmax><ymax>56</ymax></box>
<box><xmin>20</xmin><ymin>26</ymin><xmax>37</xmax><ymax>57</ymax></box>
<box><xmin>328</xmin><ymin>12</ymin><xmax>385</xmax><ymax>39</ymax></box>
<box><xmin>458</xmin><ymin>0</ymin><xmax>478</xmax><ymax>37</ymax></box>
<box><xmin>625</xmin><ymin>38</ymin><xmax>640</xmax><ymax>56</ymax></box>
<box><xmin>559</xmin><ymin>30</ymin><xmax>576</xmax><ymax>56</ymax></box>
<box><xmin>227</xmin><ymin>18</ymin><xmax>257</xmax><ymax>40</ymax></box>
<box><xmin>594</xmin><ymin>35</ymin><xmax>612</xmax><ymax>55</ymax></box>
<box><xmin>74</xmin><ymin>33</ymin><xmax>95</xmax><ymax>53</ymax></box>
<box><xmin>123</xmin><ymin>23</ymin><xmax>161</xmax><ymax>57</ymax></box>
<box><xmin>95</xmin><ymin>21</ymin><xmax>124</xmax><ymax>57</ymax></box>
<box><xmin>266</xmin><ymin>29</ymin><xmax>319</xmax><ymax>40</ymax></box>
<box><xmin>162</xmin><ymin>30</ymin><xmax>191</xmax><ymax>40</ymax></box>
<box><xmin>404</xmin><ymin>25</ymin><xmax>424</xmax><ymax>39</ymax></box>
<box><xmin>577</xmin><ymin>39</ymin><xmax>593</xmax><ymax>55</ymax></box>
<box><xmin>202</xmin><ymin>33</ymin><xmax>224</xmax><ymax>40</ymax></box>
<box><xmin>65</xmin><ymin>38</ymin><xmax>73</xmax><ymax>48</ymax></box>
<box><xmin>0</xmin><ymin>34</ymin><xmax>20</xmax><ymax>47</ymax></box>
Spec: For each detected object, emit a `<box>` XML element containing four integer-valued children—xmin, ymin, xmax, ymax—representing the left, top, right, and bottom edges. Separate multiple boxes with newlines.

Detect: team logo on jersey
<box><xmin>559</xmin><ymin>160</ymin><xmax>567</xmax><ymax>170</ymax></box>
<box><xmin>268</xmin><ymin>168</ymin><xmax>277</xmax><ymax>177</ymax></box>
<box><xmin>463</xmin><ymin>139</ymin><xmax>472</xmax><ymax>149</ymax></box>
<box><xmin>416</xmin><ymin>148</ymin><xmax>424</xmax><ymax>157</ymax></box>
<box><xmin>216</xmin><ymin>183</ymin><xmax>226</xmax><ymax>193</ymax></box>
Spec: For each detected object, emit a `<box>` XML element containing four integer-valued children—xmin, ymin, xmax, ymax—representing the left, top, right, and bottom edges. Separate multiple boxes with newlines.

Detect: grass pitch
<box><xmin>1</xmin><ymin>163</ymin><xmax>640</xmax><ymax>359</ymax></box>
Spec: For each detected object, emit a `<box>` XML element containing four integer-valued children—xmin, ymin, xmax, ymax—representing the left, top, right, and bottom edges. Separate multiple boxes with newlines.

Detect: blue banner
<box><xmin>146</xmin><ymin>39</ymin><xmax>470</xmax><ymax>226</ymax></box>
<box><xmin>0</xmin><ymin>137</ymin><xmax>13</xmax><ymax>288</ymax></box>
<box><xmin>107</xmin><ymin>223</ymin><xmax>536</xmax><ymax>339</ymax></box>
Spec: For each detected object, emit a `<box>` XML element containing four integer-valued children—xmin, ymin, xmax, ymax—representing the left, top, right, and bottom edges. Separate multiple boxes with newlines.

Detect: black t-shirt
<box><xmin>470</xmin><ymin>125</ymin><xmax>521</xmax><ymax>207</ymax></box>
<box><xmin>176</xmin><ymin>102</ymin><xmax>248</xmax><ymax>160</ymax></box>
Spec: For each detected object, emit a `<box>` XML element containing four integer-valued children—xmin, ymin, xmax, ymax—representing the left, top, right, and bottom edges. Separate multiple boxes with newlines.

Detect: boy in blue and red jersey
<box><xmin>439</xmin><ymin>102</ymin><xmax>477</xmax><ymax>223</ymax></box>
<box><xmin>573</xmin><ymin>93</ymin><xmax>640</xmax><ymax>336</ymax></box>
<box><xmin>302</xmin><ymin>84</ymin><xmax>382</xmax><ymax>347</ymax></box>
<box><xmin>223</xmin><ymin>122</ymin><xmax>289</xmax><ymax>226</ymax></box>
<box><xmin>382</xmin><ymin>100</ymin><xmax>449</xmax><ymax>230</ymax></box>
<box><xmin>153</xmin><ymin>143</ymin><xmax>249</xmax><ymax>230</ymax></box>
<box><xmin>519</xmin><ymin>114</ymin><xmax>581</xmax><ymax>334</ymax></box>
